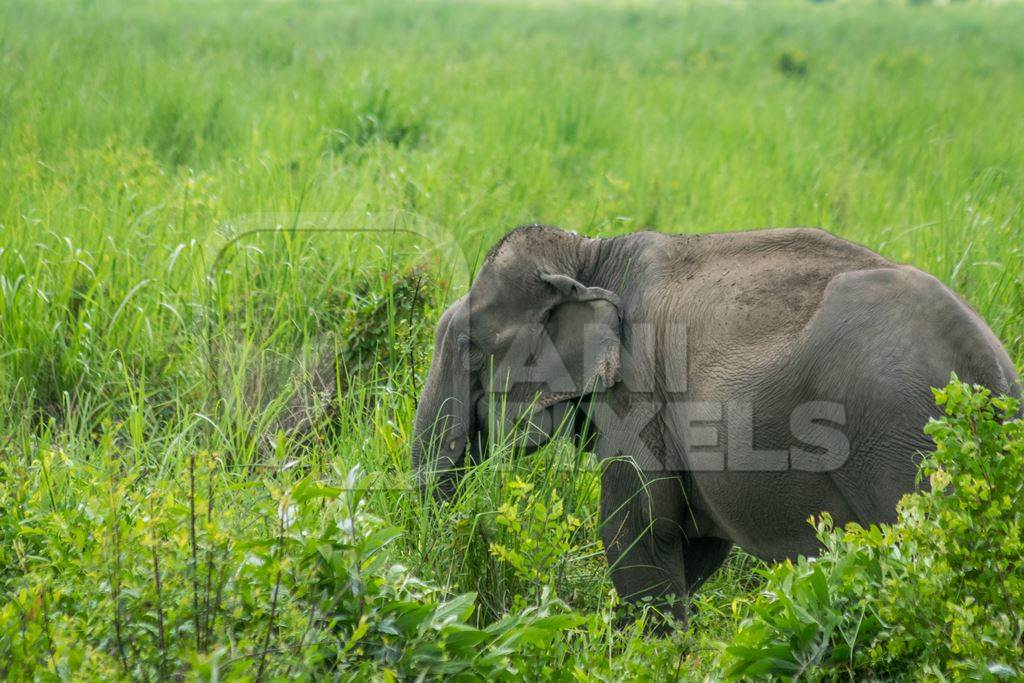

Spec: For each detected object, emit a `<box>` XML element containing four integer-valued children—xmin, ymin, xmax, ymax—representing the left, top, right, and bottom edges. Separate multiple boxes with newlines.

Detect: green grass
<box><xmin>1</xmin><ymin>0</ymin><xmax>1022</xmax><ymax>678</ymax></box>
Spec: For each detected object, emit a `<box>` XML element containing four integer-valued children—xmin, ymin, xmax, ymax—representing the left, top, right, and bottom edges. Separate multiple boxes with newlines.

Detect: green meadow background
<box><xmin>1</xmin><ymin>0</ymin><xmax>1022</xmax><ymax>678</ymax></box>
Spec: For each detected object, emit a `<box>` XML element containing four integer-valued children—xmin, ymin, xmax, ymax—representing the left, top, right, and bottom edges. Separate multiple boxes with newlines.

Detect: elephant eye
<box><xmin>458</xmin><ymin>334</ymin><xmax>483</xmax><ymax>370</ymax></box>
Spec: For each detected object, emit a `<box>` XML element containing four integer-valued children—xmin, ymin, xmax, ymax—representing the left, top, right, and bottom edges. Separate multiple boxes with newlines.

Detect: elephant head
<box><xmin>411</xmin><ymin>226</ymin><xmax>623</xmax><ymax>497</ymax></box>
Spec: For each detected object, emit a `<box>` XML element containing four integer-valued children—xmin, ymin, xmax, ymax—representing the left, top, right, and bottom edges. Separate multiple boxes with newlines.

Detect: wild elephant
<box><xmin>411</xmin><ymin>225</ymin><xmax>1020</xmax><ymax>624</ymax></box>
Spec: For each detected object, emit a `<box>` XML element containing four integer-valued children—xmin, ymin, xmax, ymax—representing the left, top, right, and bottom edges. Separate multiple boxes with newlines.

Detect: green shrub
<box><xmin>286</xmin><ymin>469</ymin><xmax>587</xmax><ymax>680</ymax></box>
<box><xmin>775</xmin><ymin>46</ymin><xmax>809</xmax><ymax>77</ymax></box>
<box><xmin>720</xmin><ymin>376</ymin><xmax>1024</xmax><ymax>680</ymax></box>
<box><xmin>489</xmin><ymin>478</ymin><xmax>584</xmax><ymax>608</ymax></box>
<box><xmin>0</xmin><ymin>456</ymin><xmax>583</xmax><ymax>680</ymax></box>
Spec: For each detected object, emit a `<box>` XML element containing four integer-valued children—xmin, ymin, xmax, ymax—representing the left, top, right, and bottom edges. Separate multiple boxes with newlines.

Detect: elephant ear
<box><xmin>533</xmin><ymin>272</ymin><xmax>622</xmax><ymax>408</ymax></box>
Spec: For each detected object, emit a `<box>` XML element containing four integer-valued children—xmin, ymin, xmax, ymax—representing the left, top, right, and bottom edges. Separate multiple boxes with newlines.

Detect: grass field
<box><xmin>1</xmin><ymin>0</ymin><xmax>1023</xmax><ymax>678</ymax></box>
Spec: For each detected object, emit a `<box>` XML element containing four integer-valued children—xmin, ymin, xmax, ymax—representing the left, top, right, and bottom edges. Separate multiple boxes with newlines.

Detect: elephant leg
<box><xmin>682</xmin><ymin>537</ymin><xmax>733</xmax><ymax>594</ymax></box>
<box><xmin>600</xmin><ymin>460</ymin><xmax>689</xmax><ymax>626</ymax></box>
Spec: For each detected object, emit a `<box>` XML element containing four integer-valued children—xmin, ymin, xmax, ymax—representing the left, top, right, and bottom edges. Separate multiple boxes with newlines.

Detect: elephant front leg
<box><xmin>600</xmin><ymin>460</ymin><xmax>690</xmax><ymax>629</ymax></box>
<box><xmin>682</xmin><ymin>537</ymin><xmax>732</xmax><ymax>592</ymax></box>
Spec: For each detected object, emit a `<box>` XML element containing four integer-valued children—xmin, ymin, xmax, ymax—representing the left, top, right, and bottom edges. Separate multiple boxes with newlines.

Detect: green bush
<box><xmin>283</xmin><ymin>469</ymin><xmax>586</xmax><ymax>680</ymax></box>
<box><xmin>489</xmin><ymin>478</ymin><xmax>584</xmax><ymax>608</ymax></box>
<box><xmin>720</xmin><ymin>376</ymin><xmax>1024</xmax><ymax>680</ymax></box>
<box><xmin>0</xmin><ymin>456</ymin><xmax>583</xmax><ymax>680</ymax></box>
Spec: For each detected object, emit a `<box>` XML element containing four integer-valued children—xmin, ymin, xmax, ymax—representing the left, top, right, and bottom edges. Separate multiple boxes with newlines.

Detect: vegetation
<box><xmin>722</xmin><ymin>379</ymin><xmax>1024</xmax><ymax>680</ymax></box>
<box><xmin>0</xmin><ymin>0</ymin><xmax>1022</xmax><ymax>679</ymax></box>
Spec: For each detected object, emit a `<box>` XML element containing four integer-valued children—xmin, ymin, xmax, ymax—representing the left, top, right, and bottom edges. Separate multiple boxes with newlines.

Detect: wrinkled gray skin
<box><xmin>411</xmin><ymin>225</ymin><xmax>1020</xmax><ymax>625</ymax></box>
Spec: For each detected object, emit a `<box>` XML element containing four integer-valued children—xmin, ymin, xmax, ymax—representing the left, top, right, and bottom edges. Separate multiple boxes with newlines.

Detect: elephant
<box><xmin>411</xmin><ymin>224</ymin><xmax>1020</xmax><ymax>625</ymax></box>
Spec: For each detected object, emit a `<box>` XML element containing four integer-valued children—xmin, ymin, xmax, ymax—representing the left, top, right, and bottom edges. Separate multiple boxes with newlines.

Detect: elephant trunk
<box><xmin>411</xmin><ymin>302</ymin><xmax>475</xmax><ymax>499</ymax></box>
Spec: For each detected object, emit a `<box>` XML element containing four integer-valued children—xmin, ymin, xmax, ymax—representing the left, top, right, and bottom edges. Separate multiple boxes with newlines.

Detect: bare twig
<box><xmin>111</xmin><ymin>510</ymin><xmax>129</xmax><ymax>674</ymax></box>
<box><xmin>256</xmin><ymin>505</ymin><xmax>286</xmax><ymax>681</ymax></box>
<box><xmin>202</xmin><ymin>453</ymin><xmax>216</xmax><ymax>650</ymax></box>
<box><xmin>189</xmin><ymin>450</ymin><xmax>201</xmax><ymax>651</ymax></box>
<box><xmin>39</xmin><ymin>587</ymin><xmax>57</xmax><ymax>671</ymax></box>
<box><xmin>150</xmin><ymin>527</ymin><xmax>168</xmax><ymax>679</ymax></box>
<box><xmin>208</xmin><ymin>543</ymin><xmax>231</xmax><ymax>649</ymax></box>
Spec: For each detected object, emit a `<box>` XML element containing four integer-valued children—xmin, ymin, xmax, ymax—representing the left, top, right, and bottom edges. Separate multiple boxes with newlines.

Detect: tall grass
<box><xmin>1</xmin><ymin>0</ymin><xmax>1022</xmax><ymax>677</ymax></box>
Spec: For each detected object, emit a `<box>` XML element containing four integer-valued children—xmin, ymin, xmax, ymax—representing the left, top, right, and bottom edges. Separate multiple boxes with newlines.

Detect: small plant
<box><xmin>720</xmin><ymin>376</ymin><xmax>1024</xmax><ymax>680</ymax></box>
<box><xmin>776</xmin><ymin>47</ymin><xmax>809</xmax><ymax>77</ymax></box>
<box><xmin>327</xmin><ymin>86</ymin><xmax>429</xmax><ymax>154</ymax></box>
<box><xmin>273</xmin><ymin>264</ymin><xmax>436</xmax><ymax>440</ymax></box>
<box><xmin>489</xmin><ymin>479</ymin><xmax>584</xmax><ymax>607</ymax></box>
